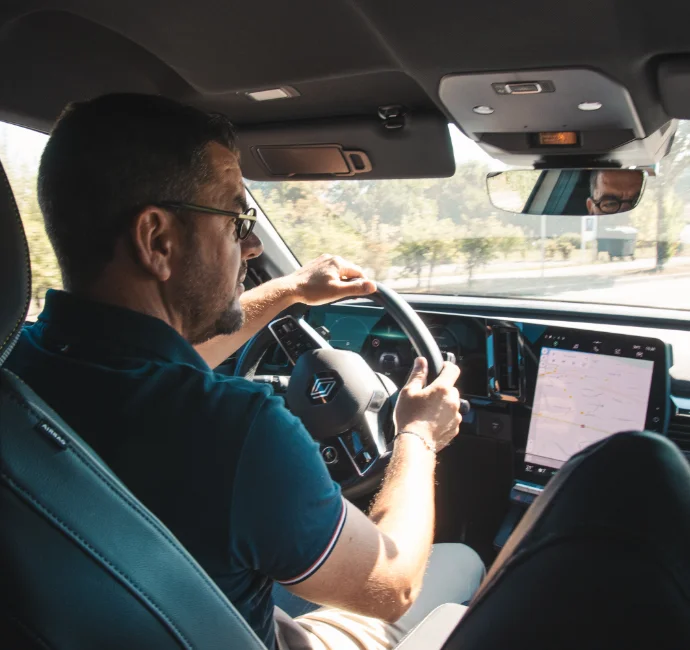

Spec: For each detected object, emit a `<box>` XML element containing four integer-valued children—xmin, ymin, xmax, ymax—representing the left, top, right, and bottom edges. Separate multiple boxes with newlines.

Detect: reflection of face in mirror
<box><xmin>486</xmin><ymin>168</ymin><xmax>646</xmax><ymax>216</ymax></box>
<box><xmin>586</xmin><ymin>170</ymin><xmax>643</xmax><ymax>215</ymax></box>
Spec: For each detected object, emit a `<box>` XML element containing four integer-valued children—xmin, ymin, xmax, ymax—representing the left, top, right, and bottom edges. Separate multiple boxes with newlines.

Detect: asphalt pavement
<box><xmin>385</xmin><ymin>257</ymin><xmax>690</xmax><ymax>310</ymax></box>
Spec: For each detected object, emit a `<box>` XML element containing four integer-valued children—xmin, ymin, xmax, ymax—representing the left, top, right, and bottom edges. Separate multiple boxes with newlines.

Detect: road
<box><xmin>384</xmin><ymin>257</ymin><xmax>690</xmax><ymax>310</ymax></box>
<box><xmin>537</xmin><ymin>272</ymin><xmax>690</xmax><ymax>308</ymax></box>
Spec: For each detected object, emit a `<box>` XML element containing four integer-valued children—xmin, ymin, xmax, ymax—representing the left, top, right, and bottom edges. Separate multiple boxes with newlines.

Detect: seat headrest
<box><xmin>0</xmin><ymin>159</ymin><xmax>30</xmax><ymax>367</ymax></box>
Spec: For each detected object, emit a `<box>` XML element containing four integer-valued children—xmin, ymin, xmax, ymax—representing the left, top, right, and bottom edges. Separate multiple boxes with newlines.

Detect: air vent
<box><xmin>668</xmin><ymin>405</ymin><xmax>690</xmax><ymax>461</ymax></box>
<box><xmin>493</xmin><ymin>327</ymin><xmax>521</xmax><ymax>396</ymax></box>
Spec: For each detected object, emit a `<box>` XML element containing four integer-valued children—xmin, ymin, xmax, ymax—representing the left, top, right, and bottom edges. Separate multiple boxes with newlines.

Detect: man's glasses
<box><xmin>590</xmin><ymin>195</ymin><xmax>641</xmax><ymax>214</ymax></box>
<box><xmin>158</xmin><ymin>201</ymin><xmax>257</xmax><ymax>240</ymax></box>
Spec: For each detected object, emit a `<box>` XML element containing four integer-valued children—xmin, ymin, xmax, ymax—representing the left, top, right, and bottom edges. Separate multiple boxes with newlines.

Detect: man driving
<box><xmin>587</xmin><ymin>169</ymin><xmax>644</xmax><ymax>215</ymax></box>
<box><xmin>6</xmin><ymin>94</ymin><xmax>484</xmax><ymax>649</ymax></box>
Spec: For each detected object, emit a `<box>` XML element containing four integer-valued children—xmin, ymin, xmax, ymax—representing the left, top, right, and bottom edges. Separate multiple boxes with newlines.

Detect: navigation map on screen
<box><xmin>526</xmin><ymin>347</ymin><xmax>654</xmax><ymax>470</ymax></box>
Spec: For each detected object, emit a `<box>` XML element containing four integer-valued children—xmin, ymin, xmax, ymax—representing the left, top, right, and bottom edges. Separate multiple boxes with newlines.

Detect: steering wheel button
<box><xmin>322</xmin><ymin>446</ymin><xmax>339</xmax><ymax>464</ymax></box>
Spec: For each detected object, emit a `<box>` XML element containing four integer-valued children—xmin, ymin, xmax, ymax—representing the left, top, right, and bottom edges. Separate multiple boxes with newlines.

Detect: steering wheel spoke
<box><xmin>343</xmin><ymin>377</ymin><xmax>396</xmax><ymax>472</ymax></box>
<box><xmin>315</xmin><ymin>379</ymin><xmax>395</xmax><ymax>496</ymax></box>
<box><xmin>268</xmin><ymin>315</ymin><xmax>331</xmax><ymax>365</ymax></box>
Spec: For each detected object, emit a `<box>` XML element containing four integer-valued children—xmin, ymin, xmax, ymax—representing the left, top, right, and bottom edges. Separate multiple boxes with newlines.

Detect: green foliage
<box><xmin>545</xmin><ymin>239</ymin><xmax>558</xmax><ymax>260</ymax></box>
<box><xmin>457</xmin><ymin>237</ymin><xmax>497</xmax><ymax>283</ymax></box>
<box><xmin>255</xmin><ymin>191</ymin><xmax>366</xmax><ymax>264</ymax></box>
<box><xmin>555</xmin><ymin>234</ymin><xmax>578</xmax><ymax>260</ymax></box>
<box><xmin>395</xmin><ymin>238</ymin><xmax>455</xmax><ymax>288</ymax></box>
<box><xmin>0</xmin><ymin>124</ymin><xmax>60</xmax><ymax>313</ymax></box>
<box><xmin>394</xmin><ymin>241</ymin><xmax>429</xmax><ymax>287</ymax></box>
<box><xmin>493</xmin><ymin>224</ymin><xmax>527</xmax><ymax>259</ymax></box>
<box><xmin>542</xmin><ymin>234</ymin><xmax>580</xmax><ymax>261</ymax></box>
<box><xmin>558</xmin><ymin>232</ymin><xmax>581</xmax><ymax>250</ymax></box>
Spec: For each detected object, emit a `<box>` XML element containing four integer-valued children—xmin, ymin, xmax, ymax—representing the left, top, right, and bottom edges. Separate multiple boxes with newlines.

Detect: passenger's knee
<box><xmin>430</xmin><ymin>543</ymin><xmax>486</xmax><ymax>585</ymax></box>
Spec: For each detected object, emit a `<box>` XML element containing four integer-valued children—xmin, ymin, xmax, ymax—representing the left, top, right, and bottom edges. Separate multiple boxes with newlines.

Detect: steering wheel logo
<box><xmin>309</xmin><ymin>372</ymin><xmax>342</xmax><ymax>404</ymax></box>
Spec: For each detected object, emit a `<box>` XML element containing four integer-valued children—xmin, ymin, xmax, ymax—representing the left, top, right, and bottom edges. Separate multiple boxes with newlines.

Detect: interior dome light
<box><xmin>578</xmin><ymin>101</ymin><xmax>603</xmax><ymax>111</ymax></box>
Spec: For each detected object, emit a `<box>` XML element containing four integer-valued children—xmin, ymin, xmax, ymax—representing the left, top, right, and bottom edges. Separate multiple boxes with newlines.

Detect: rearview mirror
<box><xmin>486</xmin><ymin>169</ymin><xmax>647</xmax><ymax>216</ymax></box>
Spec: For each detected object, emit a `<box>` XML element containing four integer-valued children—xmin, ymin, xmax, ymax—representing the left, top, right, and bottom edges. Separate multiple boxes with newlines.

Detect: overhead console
<box><xmin>439</xmin><ymin>68</ymin><xmax>677</xmax><ymax>168</ymax></box>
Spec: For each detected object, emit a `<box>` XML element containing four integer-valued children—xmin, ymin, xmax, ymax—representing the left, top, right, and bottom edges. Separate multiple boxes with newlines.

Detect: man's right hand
<box><xmin>285</xmin><ymin>356</ymin><xmax>462</xmax><ymax>622</ymax></box>
<box><xmin>394</xmin><ymin>357</ymin><xmax>462</xmax><ymax>452</ymax></box>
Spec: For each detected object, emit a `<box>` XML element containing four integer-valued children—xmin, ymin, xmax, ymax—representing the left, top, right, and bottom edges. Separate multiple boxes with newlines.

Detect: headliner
<box><xmin>0</xmin><ymin>0</ymin><xmax>685</xmax><ymax>136</ymax></box>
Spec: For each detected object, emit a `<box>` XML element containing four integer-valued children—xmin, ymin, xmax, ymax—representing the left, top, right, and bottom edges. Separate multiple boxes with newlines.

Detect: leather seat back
<box><xmin>0</xmin><ymin>160</ymin><xmax>266</xmax><ymax>649</ymax></box>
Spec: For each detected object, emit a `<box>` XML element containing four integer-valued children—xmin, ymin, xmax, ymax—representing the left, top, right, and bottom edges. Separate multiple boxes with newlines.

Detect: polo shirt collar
<box><xmin>38</xmin><ymin>289</ymin><xmax>210</xmax><ymax>372</ymax></box>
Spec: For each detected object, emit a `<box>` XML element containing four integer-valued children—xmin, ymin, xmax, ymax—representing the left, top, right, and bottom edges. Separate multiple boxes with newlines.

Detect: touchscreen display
<box><xmin>525</xmin><ymin>347</ymin><xmax>654</xmax><ymax>472</ymax></box>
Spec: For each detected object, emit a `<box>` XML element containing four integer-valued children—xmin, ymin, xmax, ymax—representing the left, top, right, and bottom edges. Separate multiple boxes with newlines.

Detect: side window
<box><xmin>0</xmin><ymin>122</ymin><xmax>59</xmax><ymax>320</ymax></box>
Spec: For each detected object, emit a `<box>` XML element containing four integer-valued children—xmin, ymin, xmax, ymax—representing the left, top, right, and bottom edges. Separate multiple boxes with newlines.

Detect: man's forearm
<box><xmin>369</xmin><ymin>434</ymin><xmax>437</xmax><ymax>602</ymax></box>
<box><xmin>193</xmin><ymin>255</ymin><xmax>376</xmax><ymax>369</ymax></box>
<box><xmin>194</xmin><ymin>276</ymin><xmax>297</xmax><ymax>368</ymax></box>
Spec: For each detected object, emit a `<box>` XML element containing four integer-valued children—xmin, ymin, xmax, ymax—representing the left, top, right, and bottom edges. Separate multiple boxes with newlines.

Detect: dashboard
<box><xmin>255</xmin><ymin>300</ymin><xmax>679</xmax><ymax>491</ymax></box>
<box><xmin>307</xmin><ymin>304</ymin><xmax>489</xmax><ymax>399</ymax></box>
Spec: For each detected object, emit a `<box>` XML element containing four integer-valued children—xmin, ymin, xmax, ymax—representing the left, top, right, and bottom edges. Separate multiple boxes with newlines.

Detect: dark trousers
<box><xmin>443</xmin><ymin>431</ymin><xmax>690</xmax><ymax>650</ymax></box>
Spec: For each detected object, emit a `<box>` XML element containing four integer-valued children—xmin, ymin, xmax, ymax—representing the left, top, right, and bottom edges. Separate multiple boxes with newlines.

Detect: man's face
<box><xmin>587</xmin><ymin>171</ymin><xmax>643</xmax><ymax>215</ymax></box>
<box><xmin>175</xmin><ymin>143</ymin><xmax>263</xmax><ymax>345</ymax></box>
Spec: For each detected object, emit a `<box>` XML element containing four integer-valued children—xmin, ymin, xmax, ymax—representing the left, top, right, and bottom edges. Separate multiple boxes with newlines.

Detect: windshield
<box><xmin>247</xmin><ymin>122</ymin><xmax>690</xmax><ymax>310</ymax></box>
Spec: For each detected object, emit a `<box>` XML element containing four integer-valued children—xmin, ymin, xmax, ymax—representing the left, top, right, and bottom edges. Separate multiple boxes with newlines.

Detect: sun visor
<box><xmin>658</xmin><ymin>57</ymin><xmax>690</xmax><ymax>119</ymax></box>
<box><xmin>236</xmin><ymin>113</ymin><xmax>455</xmax><ymax>181</ymax></box>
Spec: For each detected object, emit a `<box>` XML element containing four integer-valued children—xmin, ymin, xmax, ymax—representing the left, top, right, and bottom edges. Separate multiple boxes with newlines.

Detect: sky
<box><xmin>449</xmin><ymin>123</ymin><xmax>501</xmax><ymax>165</ymax></box>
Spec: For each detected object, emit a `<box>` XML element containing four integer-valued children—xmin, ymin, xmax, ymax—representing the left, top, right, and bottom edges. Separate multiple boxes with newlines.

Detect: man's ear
<box><xmin>130</xmin><ymin>207</ymin><xmax>177</xmax><ymax>282</ymax></box>
<box><xmin>586</xmin><ymin>198</ymin><xmax>595</xmax><ymax>215</ymax></box>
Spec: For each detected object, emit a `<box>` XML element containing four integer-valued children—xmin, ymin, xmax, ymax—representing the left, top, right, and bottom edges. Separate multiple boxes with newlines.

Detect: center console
<box><xmin>495</xmin><ymin>325</ymin><xmax>671</xmax><ymax>548</ymax></box>
<box><xmin>517</xmin><ymin>326</ymin><xmax>670</xmax><ymax>487</ymax></box>
<box><xmin>298</xmin><ymin>302</ymin><xmax>675</xmax><ymax>555</ymax></box>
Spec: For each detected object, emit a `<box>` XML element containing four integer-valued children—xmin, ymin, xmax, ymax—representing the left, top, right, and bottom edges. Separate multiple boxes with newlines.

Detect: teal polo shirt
<box><xmin>6</xmin><ymin>290</ymin><xmax>346</xmax><ymax>648</ymax></box>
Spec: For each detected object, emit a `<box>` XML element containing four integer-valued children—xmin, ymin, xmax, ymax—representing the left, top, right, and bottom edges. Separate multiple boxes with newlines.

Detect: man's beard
<box><xmin>177</xmin><ymin>250</ymin><xmax>246</xmax><ymax>346</ymax></box>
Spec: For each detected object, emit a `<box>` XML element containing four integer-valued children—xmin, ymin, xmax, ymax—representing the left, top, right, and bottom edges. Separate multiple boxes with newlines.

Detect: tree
<box><xmin>496</xmin><ymin>236</ymin><xmax>521</xmax><ymax>259</ymax></box>
<box><xmin>394</xmin><ymin>241</ymin><xmax>427</xmax><ymax>287</ymax></box>
<box><xmin>356</xmin><ymin>216</ymin><xmax>395</xmax><ymax>281</ymax></box>
<box><xmin>424</xmin><ymin>238</ymin><xmax>455</xmax><ymax>290</ymax></box>
<box><xmin>249</xmin><ymin>187</ymin><xmax>367</xmax><ymax>266</ymax></box>
<box><xmin>493</xmin><ymin>224</ymin><xmax>527</xmax><ymax>260</ymax></box>
<box><xmin>0</xmin><ymin>124</ymin><xmax>59</xmax><ymax>313</ymax></box>
<box><xmin>556</xmin><ymin>234</ymin><xmax>577</xmax><ymax>260</ymax></box>
<box><xmin>559</xmin><ymin>232</ymin><xmax>581</xmax><ymax>250</ymax></box>
<box><xmin>432</xmin><ymin>161</ymin><xmax>493</xmax><ymax>228</ymax></box>
<box><xmin>630</xmin><ymin>185</ymin><xmax>685</xmax><ymax>268</ymax></box>
<box><xmin>654</xmin><ymin>186</ymin><xmax>684</xmax><ymax>268</ymax></box>
<box><xmin>459</xmin><ymin>237</ymin><xmax>496</xmax><ymax>285</ymax></box>
<box><xmin>648</xmin><ymin>121</ymin><xmax>690</xmax><ymax>269</ymax></box>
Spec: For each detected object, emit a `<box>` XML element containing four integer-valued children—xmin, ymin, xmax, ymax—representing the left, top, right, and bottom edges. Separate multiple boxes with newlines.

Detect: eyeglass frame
<box><xmin>157</xmin><ymin>201</ymin><xmax>258</xmax><ymax>240</ymax></box>
<box><xmin>589</xmin><ymin>194</ymin><xmax>641</xmax><ymax>214</ymax></box>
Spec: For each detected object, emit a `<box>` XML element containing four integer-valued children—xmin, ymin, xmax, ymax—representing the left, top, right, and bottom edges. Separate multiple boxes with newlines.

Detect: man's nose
<box><xmin>241</xmin><ymin>231</ymin><xmax>263</xmax><ymax>259</ymax></box>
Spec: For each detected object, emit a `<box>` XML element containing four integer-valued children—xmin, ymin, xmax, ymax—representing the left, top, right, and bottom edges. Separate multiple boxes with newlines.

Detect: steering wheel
<box><xmin>234</xmin><ymin>283</ymin><xmax>470</xmax><ymax>497</ymax></box>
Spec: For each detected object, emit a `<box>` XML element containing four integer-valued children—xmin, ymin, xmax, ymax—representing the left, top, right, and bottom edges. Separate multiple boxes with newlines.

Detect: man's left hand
<box><xmin>286</xmin><ymin>254</ymin><xmax>377</xmax><ymax>306</ymax></box>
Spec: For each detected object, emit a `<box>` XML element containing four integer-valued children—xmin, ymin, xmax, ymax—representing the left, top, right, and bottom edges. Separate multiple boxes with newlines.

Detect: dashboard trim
<box><xmin>338</xmin><ymin>295</ymin><xmax>690</xmax><ymax>332</ymax></box>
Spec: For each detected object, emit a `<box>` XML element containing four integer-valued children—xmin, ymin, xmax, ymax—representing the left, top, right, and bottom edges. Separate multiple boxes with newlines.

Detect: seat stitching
<box><xmin>2</xmin><ymin>610</ymin><xmax>54</xmax><ymax>650</ymax></box>
<box><xmin>1</xmin><ymin>373</ymin><xmax>262</xmax><ymax>637</ymax></box>
<box><xmin>1</xmin><ymin>470</ymin><xmax>192</xmax><ymax>650</ymax></box>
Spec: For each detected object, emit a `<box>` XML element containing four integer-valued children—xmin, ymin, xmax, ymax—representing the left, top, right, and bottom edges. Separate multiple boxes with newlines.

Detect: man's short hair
<box><xmin>589</xmin><ymin>170</ymin><xmax>601</xmax><ymax>198</ymax></box>
<box><xmin>38</xmin><ymin>93</ymin><xmax>237</xmax><ymax>289</ymax></box>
